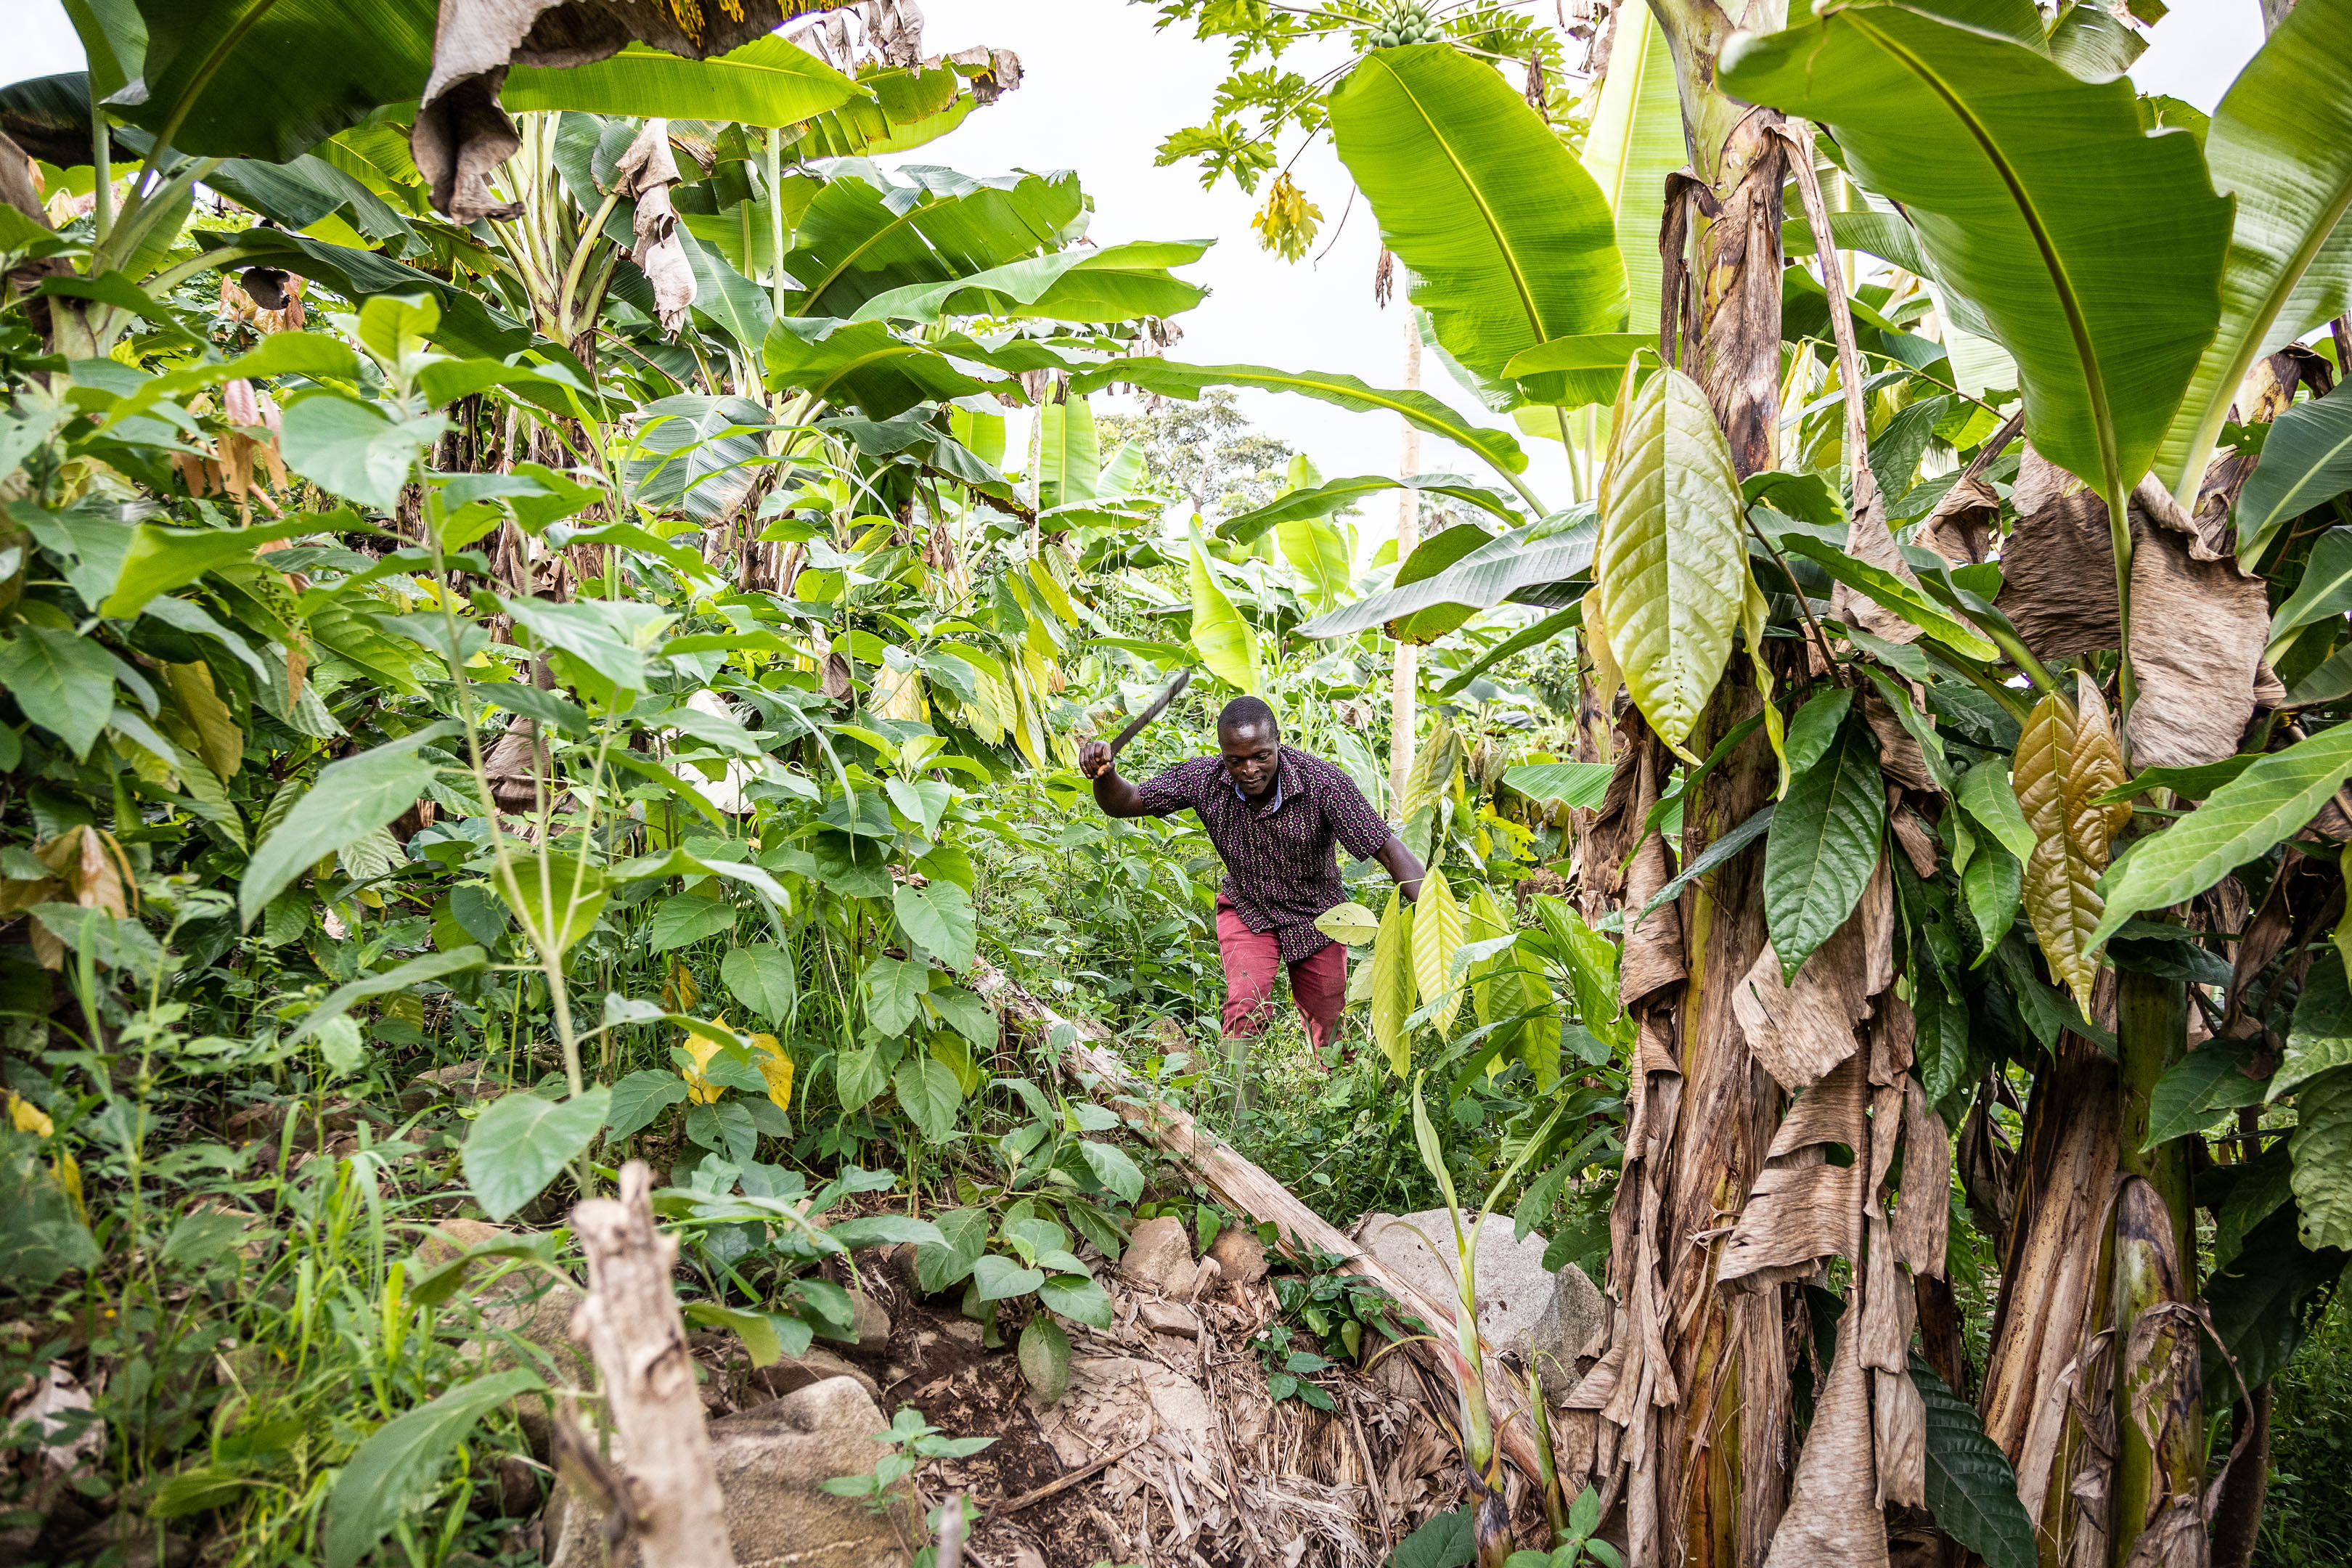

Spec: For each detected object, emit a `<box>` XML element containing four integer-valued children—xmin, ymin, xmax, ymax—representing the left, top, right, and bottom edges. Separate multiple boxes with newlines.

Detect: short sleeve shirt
<box><xmin>1131</xmin><ymin>745</ymin><xmax>1394</xmax><ymax>962</ymax></box>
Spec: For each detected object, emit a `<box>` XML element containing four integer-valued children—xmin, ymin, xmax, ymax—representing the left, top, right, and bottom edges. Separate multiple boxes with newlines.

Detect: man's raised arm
<box><xmin>1078</xmin><ymin>740</ymin><xmax>1148</xmax><ymax>818</ymax></box>
<box><xmin>1376</xmin><ymin>833</ymin><xmax>1425</xmax><ymax>902</ymax></box>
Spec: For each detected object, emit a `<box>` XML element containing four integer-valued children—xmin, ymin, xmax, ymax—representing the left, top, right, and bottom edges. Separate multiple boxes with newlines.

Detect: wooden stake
<box><xmin>569</xmin><ymin>1160</ymin><xmax>738</xmax><ymax>1568</ymax></box>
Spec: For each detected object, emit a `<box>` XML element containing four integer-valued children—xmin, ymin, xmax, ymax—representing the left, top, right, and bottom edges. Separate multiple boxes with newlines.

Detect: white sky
<box><xmin>8</xmin><ymin>0</ymin><xmax>2266</xmax><ymax>513</ymax></box>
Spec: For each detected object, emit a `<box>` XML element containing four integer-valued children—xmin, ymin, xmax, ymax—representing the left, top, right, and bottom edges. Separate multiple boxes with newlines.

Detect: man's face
<box><xmin>1219</xmin><ymin>723</ymin><xmax>1281</xmax><ymax>798</ymax></box>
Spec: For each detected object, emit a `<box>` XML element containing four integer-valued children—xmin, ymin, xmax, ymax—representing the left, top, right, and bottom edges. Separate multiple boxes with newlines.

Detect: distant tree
<box><xmin>1100</xmin><ymin>389</ymin><xmax>1296</xmax><ymax>520</ymax></box>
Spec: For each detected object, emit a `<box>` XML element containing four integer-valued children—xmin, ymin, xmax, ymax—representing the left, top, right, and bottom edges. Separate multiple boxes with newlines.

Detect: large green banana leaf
<box><xmin>1216</xmin><ymin>473</ymin><xmax>1520</xmax><ymax>545</ymax></box>
<box><xmin>1720</xmin><ymin>1</ymin><xmax>2231</xmax><ymax>505</ymax></box>
<box><xmin>2150</xmin><ymin>0</ymin><xmax>2352</xmax><ymax>507</ymax></box>
<box><xmin>1299</xmin><ymin>512</ymin><xmax>1597</xmax><ymax>640</ymax></box>
<box><xmin>783</xmin><ymin>164</ymin><xmax>1085</xmax><ymax>319</ymax></box>
<box><xmin>1065</xmin><ymin>359</ymin><xmax>1534</xmax><ymax>495</ymax></box>
<box><xmin>1577</xmin><ymin>4</ymin><xmax>1683</xmax><ymax>344</ymax></box>
<box><xmin>1328</xmin><ymin>44</ymin><xmax>1625</xmax><ymax>411</ymax></box>
<box><xmin>195</xmin><ymin>229</ymin><xmax>531</xmax><ymax>361</ymax></box>
<box><xmin>849</xmin><ymin>240</ymin><xmax>1209</xmax><ymax>326</ymax></box>
<box><xmin>505</xmin><ymin>38</ymin><xmax>864</xmax><ymax>127</ymax></box>
<box><xmin>764</xmin><ymin>317</ymin><xmax>998</xmax><ymax>420</ymax></box>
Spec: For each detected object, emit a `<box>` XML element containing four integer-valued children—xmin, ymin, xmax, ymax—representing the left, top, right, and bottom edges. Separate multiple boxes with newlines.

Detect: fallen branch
<box><xmin>986</xmin><ymin>1436</ymin><xmax>1151</xmax><ymax>1516</ymax></box>
<box><xmin>968</xmin><ymin>962</ymin><xmax>1549</xmax><ymax>1489</ymax></box>
<box><xmin>569</xmin><ymin>1159</ymin><xmax>738</xmax><ymax>1568</ymax></box>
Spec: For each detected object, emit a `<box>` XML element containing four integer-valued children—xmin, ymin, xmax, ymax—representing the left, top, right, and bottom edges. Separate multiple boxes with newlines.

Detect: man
<box><xmin>1079</xmin><ymin>694</ymin><xmax>1424</xmax><ymax>1066</ymax></box>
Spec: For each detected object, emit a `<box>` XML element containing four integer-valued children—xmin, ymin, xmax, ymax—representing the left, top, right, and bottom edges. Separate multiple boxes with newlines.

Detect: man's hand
<box><xmin>1376</xmin><ymin>834</ymin><xmax>1427</xmax><ymax>902</ymax></box>
<box><xmin>1084</xmin><ymin>743</ymin><xmax>1146</xmax><ymax>817</ymax></box>
<box><xmin>1079</xmin><ymin>738</ymin><xmax>1115</xmax><ymax>780</ymax></box>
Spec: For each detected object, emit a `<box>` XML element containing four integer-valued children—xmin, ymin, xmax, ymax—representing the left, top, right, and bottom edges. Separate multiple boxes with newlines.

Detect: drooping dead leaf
<box><xmin>1760</xmin><ymin>1319</ymin><xmax>1888</xmax><ymax>1568</ymax></box>
<box><xmin>1873</xmin><ymin>1360</ymin><xmax>1927</xmax><ymax>1511</ymax></box>
<box><xmin>1893</xmin><ymin>1079</ymin><xmax>1950</xmax><ymax>1279</ymax></box>
<box><xmin>1721</xmin><ymin>1053</ymin><xmax>1868</xmax><ymax>1289</ymax></box>
<box><xmin>1919</xmin><ymin>474</ymin><xmax>1999</xmax><ymax>565</ymax></box>
<box><xmin>1617</xmin><ymin>729</ymin><xmax>1684</xmax><ymax>1007</ymax></box>
<box><xmin>1862</xmin><ymin>690</ymin><xmax>1939</xmax><ymax>795</ymax></box>
<box><xmin>1734</xmin><ymin>854</ymin><xmax>1888</xmax><ymax>1093</ymax></box>
<box><xmin>1996</xmin><ymin>446</ymin><xmax>2118</xmax><ymax>661</ymax></box>
<box><xmin>616</xmin><ymin>119</ymin><xmax>697</xmax><ymax>338</ymax></box>
<box><xmin>1890</xmin><ymin>804</ymin><xmax>1939</xmax><ymax>879</ymax></box>
<box><xmin>2125</xmin><ymin>486</ymin><xmax>2269</xmax><ymax>769</ymax></box>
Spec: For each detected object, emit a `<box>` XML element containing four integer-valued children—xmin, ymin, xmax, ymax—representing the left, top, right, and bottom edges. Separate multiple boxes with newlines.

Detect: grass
<box><xmin>2262</xmin><ymin>1291</ymin><xmax>2352</xmax><ymax>1567</ymax></box>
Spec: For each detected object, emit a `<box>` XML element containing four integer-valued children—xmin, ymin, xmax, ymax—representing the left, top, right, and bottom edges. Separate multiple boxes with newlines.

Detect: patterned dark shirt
<box><xmin>1132</xmin><ymin>746</ymin><xmax>1394</xmax><ymax>961</ymax></box>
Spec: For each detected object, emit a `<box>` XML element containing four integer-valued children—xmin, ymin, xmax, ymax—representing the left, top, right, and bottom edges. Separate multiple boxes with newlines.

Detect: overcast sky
<box><xmin>8</xmin><ymin>0</ymin><xmax>2269</xmax><ymax>512</ymax></box>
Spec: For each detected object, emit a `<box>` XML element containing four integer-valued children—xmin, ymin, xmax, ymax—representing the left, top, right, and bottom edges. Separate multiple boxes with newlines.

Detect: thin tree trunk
<box><xmin>1389</xmin><ymin>311</ymin><xmax>1422</xmax><ymax>818</ymax></box>
<box><xmin>2210</xmin><ymin>1383</ymin><xmax>2271</xmax><ymax>1568</ymax></box>
<box><xmin>569</xmin><ymin>1161</ymin><xmax>738</xmax><ymax>1568</ymax></box>
<box><xmin>1598</xmin><ymin>4</ymin><xmax>1793</xmax><ymax>1560</ymax></box>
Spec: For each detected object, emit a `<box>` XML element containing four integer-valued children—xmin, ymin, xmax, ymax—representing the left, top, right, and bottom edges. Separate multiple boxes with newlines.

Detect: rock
<box><xmin>849</xmin><ymin>1290</ymin><xmax>891</xmax><ymax>1352</ymax></box>
<box><xmin>1137</xmin><ymin>1301</ymin><xmax>1201</xmax><ymax>1339</ymax></box>
<box><xmin>1357</xmin><ymin>1210</ymin><xmax>1590</xmax><ymax>1364</ymax></box>
<box><xmin>1207</xmin><ymin>1227</ymin><xmax>1268</xmax><ymax>1286</ymax></box>
<box><xmin>544</xmin><ymin>1377</ymin><xmax>913</xmax><ymax>1568</ymax></box>
<box><xmin>497</xmin><ymin>1453</ymin><xmax>539</xmax><ymax>1517</ymax></box>
<box><xmin>1530</xmin><ymin>1259</ymin><xmax>1609</xmax><ymax>1378</ymax></box>
<box><xmin>1026</xmin><ymin>1355</ymin><xmax>1217</xmax><ymax>1469</ymax></box>
<box><xmin>1117</xmin><ymin>1216</ymin><xmax>1196</xmax><ymax>1294</ymax></box>
<box><xmin>746</xmin><ymin>1345</ymin><xmax>881</xmax><ymax>1405</ymax></box>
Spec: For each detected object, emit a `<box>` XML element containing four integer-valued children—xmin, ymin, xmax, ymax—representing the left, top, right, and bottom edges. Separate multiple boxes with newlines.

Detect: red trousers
<box><xmin>1216</xmin><ymin>897</ymin><xmax>1349</xmax><ymax>1057</ymax></box>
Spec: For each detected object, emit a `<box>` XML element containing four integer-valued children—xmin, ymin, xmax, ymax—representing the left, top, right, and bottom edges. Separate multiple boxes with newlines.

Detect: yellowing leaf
<box><xmin>166</xmin><ymin>661</ymin><xmax>243</xmax><ymax>781</ymax></box>
<box><xmin>7</xmin><ymin>1093</ymin><xmax>52</xmax><ymax>1138</ymax></box>
<box><xmin>1591</xmin><ymin>364</ymin><xmax>1749</xmax><ymax>756</ymax></box>
<box><xmin>1187</xmin><ymin>523</ymin><xmax>1259</xmax><ymax>693</ymax></box>
<box><xmin>2015</xmin><ymin>681</ymin><xmax>2120</xmax><ymax>1010</ymax></box>
<box><xmin>1410</xmin><ymin>867</ymin><xmax>1464</xmax><ymax>1037</ymax></box>
<box><xmin>680</xmin><ymin>1027</ymin><xmax>724</xmax><ymax>1106</ymax></box>
<box><xmin>749</xmin><ymin>1033</ymin><xmax>795</xmax><ymax>1111</ymax></box>
<box><xmin>1370</xmin><ymin>890</ymin><xmax>1416</xmax><ymax>1076</ymax></box>
<box><xmin>1315</xmin><ymin>901</ymin><xmax>1381</xmax><ymax>946</ymax></box>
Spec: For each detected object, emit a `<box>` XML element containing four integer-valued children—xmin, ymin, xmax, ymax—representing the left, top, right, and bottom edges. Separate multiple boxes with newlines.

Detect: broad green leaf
<box><xmin>2205</xmin><ymin>1200</ymin><xmax>2345</xmax><ymax>1393</ymax></box>
<box><xmin>1328</xmin><ymin>44</ymin><xmax>1626</xmax><ymax>408</ymax></box>
<box><xmin>1066</xmin><ymin>359</ymin><xmax>1528</xmax><ymax>481</ymax></box>
<box><xmin>720</xmin><ymin>944</ymin><xmax>799</xmax><ymax>1026</ymax></box>
<box><xmin>2152</xmin><ymin>0</ymin><xmax>2352</xmax><ymax>505</ymax></box>
<box><xmin>2290</xmin><ymin>1066</ymin><xmax>2352</xmax><ymax>1251</ymax></box>
<box><xmin>2144</xmin><ymin>1036</ymin><xmax>2269</xmax><ymax>1148</ymax></box>
<box><xmin>680</xmin><ymin>1302</ymin><xmax>791</xmax><ymax>1368</ymax></box>
<box><xmin>1959</xmin><ymin>761</ymin><xmax>2036</xmax><ymax>865</ymax></box>
<box><xmin>1591</xmin><ymin>366</ymin><xmax>1747</xmax><ymax>755</ymax></box>
<box><xmin>502</xmin><ymin>850</ymin><xmax>611</xmax><ymax>962</ymax></box>
<box><xmin>1774</xmin><ymin>534</ymin><xmax>1999</xmax><ymax>661</ymax></box>
<box><xmin>1220</xmin><ymin>472</ymin><xmax>1519</xmax><ymax>545</ymax></box>
<box><xmin>1720</xmin><ymin>4</ymin><xmax>2230</xmax><ymax>513</ymax></box>
<box><xmin>286</xmin><ymin>948</ymin><xmax>486</xmax><ymax>1048</ymax></box>
<box><xmin>893</xmin><ymin>1055</ymin><xmax>962</xmax><ymax>1143</ymax></box>
<box><xmin>1782</xmin><ymin>688</ymin><xmax>1855</xmax><ymax>781</ymax></box>
<box><xmin>971</xmin><ymin>1252</ymin><xmax>1045</xmax><ymax>1302</ymax></box>
<box><xmin>239</xmin><ymin>726</ymin><xmax>454</xmax><ymax>924</ymax></box>
<box><xmin>101</xmin><ymin>513</ymin><xmax>325</xmax><ymax>619</ymax></box>
<box><xmin>1961</xmin><ymin>836</ymin><xmax>2023</xmax><ymax>965</ymax></box>
<box><xmin>606</xmin><ymin>1069</ymin><xmax>690</xmax><ymax>1142</ymax></box>
<box><xmin>503</xmin><ymin>36</ymin><xmax>863</xmax><ymax>125</ymax></box>
<box><xmin>2270</xmin><ymin>528</ymin><xmax>2352</xmax><ymax>656</ymax></box>
<box><xmin>323</xmin><ymin>1368</ymin><xmax>545</xmax><ymax>1568</ymax></box>
<box><xmin>1019</xmin><ymin>1313</ymin><xmax>1071</xmax><ymax>1403</ymax></box>
<box><xmin>1499</xmin><ymin>333</ymin><xmax>1654</xmax><ymax>409</ymax></box>
<box><xmin>1370</xmin><ymin>891</ymin><xmax>1416</xmax><ymax>1075</ymax></box>
<box><xmin>1410</xmin><ymin>869</ymin><xmax>1464</xmax><ymax>1037</ymax></box>
<box><xmin>2275</xmin><ymin>952</ymin><xmax>2352</xmax><ymax>1101</ymax></box>
<box><xmin>781</xmin><ymin>165</ymin><xmax>1086</xmax><ymax>320</ymax></box>
<box><xmin>1187</xmin><ymin>524</ymin><xmax>1259</xmax><ymax>693</ymax></box>
<box><xmin>764</xmin><ymin>317</ymin><xmax>995</xmax><ymax>422</ymax></box>
<box><xmin>1388</xmin><ymin>1509</ymin><xmax>1477</xmax><ymax>1568</ymax></box>
<box><xmin>2092</xmin><ymin>719</ymin><xmax>2352</xmax><ymax>949</ymax></box>
<box><xmin>894</xmin><ymin>880</ymin><xmax>977</xmax><ymax>970</ymax></box>
<box><xmin>825</xmin><ymin>1214</ymin><xmax>948</xmax><ymax>1249</ymax></box>
<box><xmin>462</xmin><ymin>1087</ymin><xmax>611</xmax><ymax>1223</ymax></box>
<box><xmin>863</xmin><ymin>955</ymin><xmax>928</xmax><ymax>1037</ymax></box>
<box><xmin>851</xmin><ymin>239</ymin><xmax>1209</xmax><ymax>326</ymax></box>
<box><xmin>1499</xmin><ymin>761</ymin><xmax>1613</xmax><ymax>811</ymax></box>
<box><xmin>1278</xmin><ymin>512</ymin><xmax>1353</xmax><ymax>611</ymax></box>
<box><xmin>915</xmin><ymin>1208</ymin><xmax>991</xmax><ymax>1293</ymax></box>
<box><xmin>2238</xmin><ymin>397</ymin><xmax>2352</xmax><ymax>569</ymax></box>
<box><xmin>1037</xmin><ymin>1272</ymin><xmax>1114</xmax><ymax>1328</ymax></box>
<box><xmin>1911</xmin><ymin>1355</ymin><xmax>2038</xmax><ymax>1568</ymax></box>
<box><xmin>1038</xmin><ymin>397</ymin><xmax>1099</xmax><ymax>508</ymax></box>
<box><xmin>834</xmin><ymin>1045</ymin><xmax>887</xmax><ymax>1114</ymax></box>
<box><xmin>1578</xmin><ymin>0</ymin><xmax>1682</xmax><ymax>343</ymax></box>
<box><xmin>500</xmin><ymin>595</ymin><xmax>650</xmax><ymax>693</ymax></box>
<box><xmin>1763</xmin><ymin>712</ymin><xmax>1885</xmax><ymax>978</ymax></box>
<box><xmin>0</xmin><ymin>626</ymin><xmax>115</xmax><ymax>761</ymax></box>
<box><xmin>1299</xmin><ymin>513</ymin><xmax>1597</xmax><ymax>642</ymax></box>
<box><xmin>279</xmin><ymin>393</ymin><xmax>444</xmax><ymax>512</ymax></box>
<box><xmin>1315</xmin><ymin>902</ymin><xmax>1381</xmax><ymax>947</ymax></box>
<box><xmin>649</xmin><ymin>891</ymin><xmax>736</xmax><ymax>951</ymax></box>
<box><xmin>1074</xmin><ymin>1140</ymin><xmax>1144</xmax><ymax>1205</ymax></box>
<box><xmin>923</xmin><ymin>985</ymin><xmax>997</xmax><ymax>1053</ymax></box>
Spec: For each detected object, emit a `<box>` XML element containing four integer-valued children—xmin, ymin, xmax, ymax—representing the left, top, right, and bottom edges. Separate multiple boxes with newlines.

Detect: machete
<box><xmin>1107</xmin><ymin>669</ymin><xmax>1192</xmax><ymax>759</ymax></box>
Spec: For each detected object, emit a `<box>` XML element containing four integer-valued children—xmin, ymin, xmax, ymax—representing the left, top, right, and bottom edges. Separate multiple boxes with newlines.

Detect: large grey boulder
<box><xmin>544</xmin><ymin>1376</ymin><xmax>912</xmax><ymax>1568</ymax></box>
<box><xmin>1356</xmin><ymin>1209</ymin><xmax>1605</xmax><ymax>1371</ymax></box>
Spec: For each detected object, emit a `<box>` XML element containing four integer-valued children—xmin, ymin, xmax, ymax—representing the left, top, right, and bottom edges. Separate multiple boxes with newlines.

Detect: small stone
<box><xmin>943</xmin><ymin>1318</ymin><xmax>985</xmax><ymax>1346</ymax></box>
<box><xmin>747</xmin><ymin>1346</ymin><xmax>880</xmax><ymax>1405</ymax></box>
<box><xmin>1118</xmin><ymin>1216</ymin><xmax>1195</xmax><ymax>1294</ymax></box>
<box><xmin>497</xmin><ymin>1454</ymin><xmax>539</xmax><ymax>1517</ymax></box>
<box><xmin>1357</xmin><ymin>1209</ymin><xmax>1576</xmax><ymax>1363</ymax></box>
<box><xmin>1208</xmin><ymin>1227</ymin><xmax>1269</xmax><ymax>1286</ymax></box>
<box><xmin>1137</xmin><ymin>1301</ymin><xmax>1201</xmax><ymax>1339</ymax></box>
<box><xmin>850</xmin><ymin>1290</ymin><xmax>891</xmax><ymax>1352</ymax></box>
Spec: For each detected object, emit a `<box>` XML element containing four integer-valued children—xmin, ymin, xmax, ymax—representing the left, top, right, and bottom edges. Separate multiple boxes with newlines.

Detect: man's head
<box><xmin>1217</xmin><ymin>695</ymin><xmax>1281</xmax><ymax>797</ymax></box>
